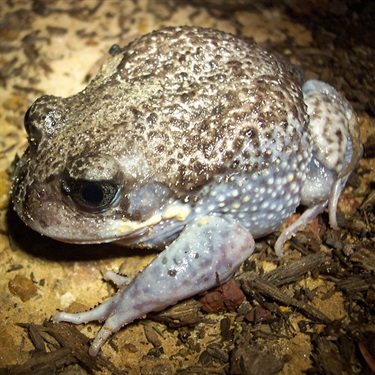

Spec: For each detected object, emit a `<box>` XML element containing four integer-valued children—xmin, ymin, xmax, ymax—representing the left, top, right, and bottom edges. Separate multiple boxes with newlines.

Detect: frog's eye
<box><xmin>62</xmin><ymin>179</ymin><xmax>120</xmax><ymax>213</ymax></box>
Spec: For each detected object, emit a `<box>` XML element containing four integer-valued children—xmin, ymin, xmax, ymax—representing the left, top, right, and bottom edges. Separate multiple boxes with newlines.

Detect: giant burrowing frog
<box><xmin>12</xmin><ymin>26</ymin><xmax>362</xmax><ymax>356</ymax></box>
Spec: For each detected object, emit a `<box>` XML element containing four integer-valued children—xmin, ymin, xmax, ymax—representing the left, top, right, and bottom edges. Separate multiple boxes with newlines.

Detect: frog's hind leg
<box><xmin>302</xmin><ymin>80</ymin><xmax>362</xmax><ymax>224</ymax></box>
<box><xmin>275</xmin><ymin>80</ymin><xmax>362</xmax><ymax>256</ymax></box>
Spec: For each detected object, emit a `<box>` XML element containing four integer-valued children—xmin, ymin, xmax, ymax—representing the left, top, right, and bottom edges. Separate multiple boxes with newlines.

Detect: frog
<box><xmin>11</xmin><ymin>26</ymin><xmax>362</xmax><ymax>356</ymax></box>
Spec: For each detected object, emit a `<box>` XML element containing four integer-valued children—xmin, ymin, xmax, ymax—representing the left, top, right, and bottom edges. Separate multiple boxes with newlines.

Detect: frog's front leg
<box><xmin>53</xmin><ymin>215</ymin><xmax>255</xmax><ymax>356</ymax></box>
<box><xmin>275</xmin><ymin>80</ymin><xmax>362</xmax><ymax>255</ymax></box>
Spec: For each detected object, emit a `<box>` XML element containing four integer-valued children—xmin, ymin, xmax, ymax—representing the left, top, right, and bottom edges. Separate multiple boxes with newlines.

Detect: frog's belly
<box><xmin>195</xmin><ymin>163</ymin><xmax>307</xmax><ymax>239</ymax></box>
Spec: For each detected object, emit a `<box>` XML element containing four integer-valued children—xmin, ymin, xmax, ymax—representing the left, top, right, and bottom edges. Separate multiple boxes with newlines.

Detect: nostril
<box><xmin>37</xmin><ymin>189</ymin><xmax>48</xmax><ymax>202</ymax></box>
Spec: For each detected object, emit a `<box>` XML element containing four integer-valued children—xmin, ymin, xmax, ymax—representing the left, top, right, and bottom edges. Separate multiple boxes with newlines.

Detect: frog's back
<box><xmin>68</xmin><ymin>27</ymin><xmax>311</xmax><ymax>194</ymax></box>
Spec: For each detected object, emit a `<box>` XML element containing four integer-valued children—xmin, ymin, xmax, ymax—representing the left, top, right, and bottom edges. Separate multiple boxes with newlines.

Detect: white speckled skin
<box><xmin>12</xmin><ymin>27</ymin><xmax>362</xmax><ymax>356</ymax></box>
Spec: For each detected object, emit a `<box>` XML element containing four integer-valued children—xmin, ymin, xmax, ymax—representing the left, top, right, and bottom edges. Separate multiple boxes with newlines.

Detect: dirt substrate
<box><xmin>0</xmin><ymin>1</ymin><xmax>374</xmax><ymax>374</ymax></box>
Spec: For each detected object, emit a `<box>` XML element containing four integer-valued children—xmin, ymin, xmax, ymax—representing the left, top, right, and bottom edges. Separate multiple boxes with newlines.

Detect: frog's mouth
<box><xmin>33</xmin><ymin>214</ymin><xmax>187</xmax><ymax>249</ymax></box>
<box><xmin>15</xmin><ymin>190</ymin><xmax>190</xmax><ymax>248</ymax></box>
<box><xmin>16</xmin><ymin>206</ymin><xmax>155</xmax><ymax>245</ymax></box>
<box><xmin>55</xmin><ymin>226</ymin><xmax>151</xmax><ymax>245</ymax></box>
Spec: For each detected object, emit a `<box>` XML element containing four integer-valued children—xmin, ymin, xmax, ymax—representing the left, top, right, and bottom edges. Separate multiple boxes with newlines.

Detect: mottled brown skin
<box><xmin>22</xmin><ymin>28</ymin><xmax>306</xmax><ymax>188</ymax></box>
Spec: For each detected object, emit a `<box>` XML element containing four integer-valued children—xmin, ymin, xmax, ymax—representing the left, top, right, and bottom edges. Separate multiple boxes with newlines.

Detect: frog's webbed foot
<box><xmin>53</xmin><ymin>215</ymin><xmax>255</xmax><ymax>356</ymax></box>
<box><xmin>275</xmin><ymin>80</ymin><xmax>362</xmax><ymax>256</ymax></box>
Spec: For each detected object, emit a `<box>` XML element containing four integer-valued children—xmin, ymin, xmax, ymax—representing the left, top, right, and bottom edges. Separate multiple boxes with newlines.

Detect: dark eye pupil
<box><xmin>63</xmin><ymin>178</ymin><xmax>119</xmax><ymax>212</ymax></box>
<box><xmin>81</xmin><ymin>182</ymin><xmax>104</xmax><ymax>206</ymax></box>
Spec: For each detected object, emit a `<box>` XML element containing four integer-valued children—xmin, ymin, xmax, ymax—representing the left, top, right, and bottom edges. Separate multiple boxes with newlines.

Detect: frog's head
<box><xmin>12</xmin><ymin>95</ymin><xmax>189</xmax><ymax>245</ymax></box>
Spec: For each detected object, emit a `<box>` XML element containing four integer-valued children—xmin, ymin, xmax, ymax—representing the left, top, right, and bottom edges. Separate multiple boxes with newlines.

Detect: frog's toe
<box><xmin>53</xmin><ymin>272</ymin><xmax>131</xmax><ymax>326</ymax></box>
<box><xmin>53</xmin><ymin>292</ymin><xmax>121</xmax><ymax>325</ymax></box>
<box><xmin>104</xmin><ymin>270</ymin><xmax>132</xmax><ymax>287</ymax></box>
